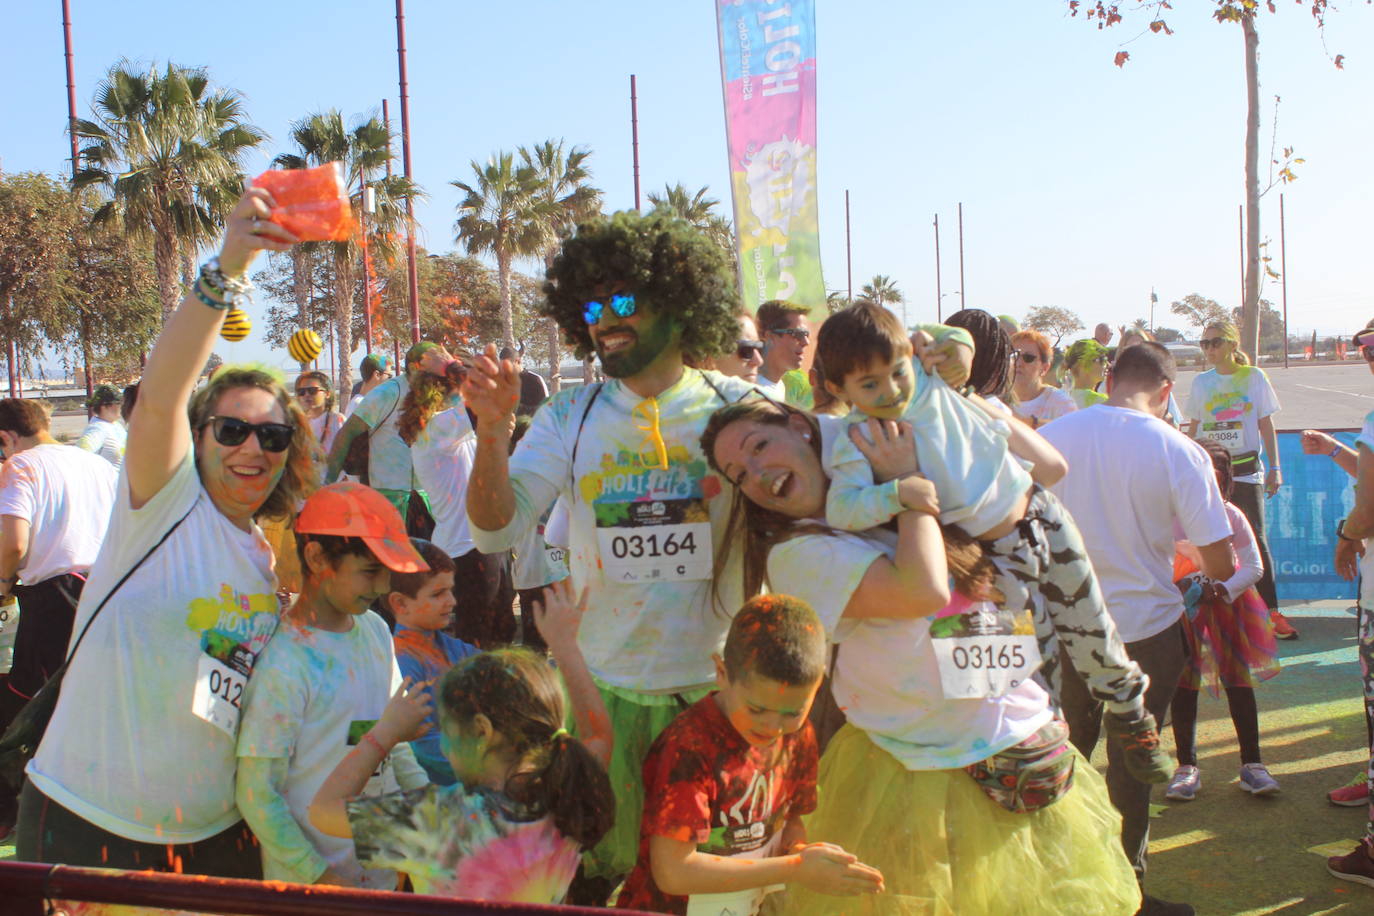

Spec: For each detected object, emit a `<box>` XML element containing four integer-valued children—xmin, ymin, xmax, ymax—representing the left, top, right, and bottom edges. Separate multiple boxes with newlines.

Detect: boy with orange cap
<box><xmin>236</xmin><ymin>482</ymin><xmax>431</xmax><ymax>888</ymax></box>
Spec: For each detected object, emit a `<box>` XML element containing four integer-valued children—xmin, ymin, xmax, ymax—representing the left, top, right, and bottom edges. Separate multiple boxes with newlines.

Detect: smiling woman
<box><xmin>17</xmin><ymin>188</ymin><xmax>320</xmax><ymax>878</ymax></box>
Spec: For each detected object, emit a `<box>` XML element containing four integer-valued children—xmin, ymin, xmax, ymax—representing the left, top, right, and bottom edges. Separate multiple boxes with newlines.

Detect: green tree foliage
<box><xmin>1170</xmin><ymin>293</ymin><xmax>1230</xmax><ymax>332</ymax></box>
<box><xmin>521</xmin><ymin>140</ymin><xmax>602</xmax><ymax>391</ymax></box>
<box><xmin>1023</xmin><ymin>305</ymin><xmax>1084</xmax><ymax>345</ymax></box>
<box><xmin>453</xmin><ymin>153</ymin><xmax>552</xmax><ymax>350</ymax></box>
<box><xmin>73</xmin><ymin>62</ymin><xmax>265</xmax><ymax>324</ymax></box>
<box><xmin>857</xmin><ymin>274</ymin><xmax>903</xmax><ymax>310</ymax></box>
<box><xmin>0</xmin><ymin>173</ymin><xmax>74</xmax><ymax>360</ymax></box>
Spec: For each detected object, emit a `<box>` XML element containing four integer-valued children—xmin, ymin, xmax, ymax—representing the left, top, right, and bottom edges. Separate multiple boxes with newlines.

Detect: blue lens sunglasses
<box><xmin>584</xmin><ymin>293</ymin><xmax>637</xmax><ymax>326</ymax></box>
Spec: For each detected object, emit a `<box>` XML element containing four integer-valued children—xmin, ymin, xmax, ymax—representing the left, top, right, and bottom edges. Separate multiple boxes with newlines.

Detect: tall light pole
<box><xmin>394</xmin><ymin>0</ymin><xmax>421</xmax><ymax>343</ymax></box>
<box><xmin>62</xmin><ymin>0</ymin><xmax>93</xmax><ymax>398</ymax></box>
<box><xmin>1149</xmin><ymin>288</ymin><xmax>1157</xmax><ymax>333</ymax></box>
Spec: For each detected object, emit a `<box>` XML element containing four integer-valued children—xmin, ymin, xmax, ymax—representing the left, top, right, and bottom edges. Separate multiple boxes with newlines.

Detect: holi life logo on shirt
<box><xmin>578</xmin><ymin>445</ymin><xmax>723</xmax><ymax>505</ymax></box>
<box><xmin>185</xmin><ymin>583</ymin><xmax>279</xmax><ymax>649</ymax></box>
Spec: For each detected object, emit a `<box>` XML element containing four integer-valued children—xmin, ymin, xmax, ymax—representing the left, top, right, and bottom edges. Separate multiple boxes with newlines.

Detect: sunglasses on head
<box><xmin>584</xmin><ymin>293</ymin><xmax>637</xmax><ymax>326</ymax></box>
<box><xmin>1015</xmin><ymin>351</ymin><xmax>1041</xmax><ymax>363</ymax></box>
<box><xmin>294</xmin><ymin>386</ymin><xmax>322</xmax><ymax>397</ymax></box>
<box><xmin>202</xmin><ymin>416</ymin><xmax>295</xmax><ymax>452</ymax></box>
<box><xmin>1199</xmin><ymin>337</ymin><xmax>1231</xmax><ymax>349</ymax></box>
<box><xmin>769</xmin><ymin>326</ymin><xmax>810</xmax><ymax>341</ymax></box>
<box><xmin>736</xmin><ymin>340</ymin><xmax>764</xmax><ymax>360</ymax></box>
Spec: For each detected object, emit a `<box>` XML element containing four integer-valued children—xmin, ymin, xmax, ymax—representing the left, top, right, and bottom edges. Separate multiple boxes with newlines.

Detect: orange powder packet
<box><xmin>252</xmin><ymin>162</ymin><xmax>356</xmax><ymax>242</ymax></box>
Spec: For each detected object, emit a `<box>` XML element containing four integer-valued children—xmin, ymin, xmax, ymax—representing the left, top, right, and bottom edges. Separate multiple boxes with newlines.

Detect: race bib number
<box><xmin>596</xmin><ymin>498</ymin><xmax>712</xmax><ymax>583</ymax></box>
<box><xmin>1200</xmin><ymin>420</ymin><xmax>1243</xmax><ymax>448</ymax></box>
<box><xmin>545</xmin><ymin>545</ymin><xmax>568</xmax><ymax>569</ymax></box>
<box><xmin>192</xmin><ymin>653</ymin><xmax>248</xmax><ymax>737</ymax></box>
<box><xmin>930</xmin><ymin>605</ymin><xmax>1041</xmax><ymax>699</ymax></box>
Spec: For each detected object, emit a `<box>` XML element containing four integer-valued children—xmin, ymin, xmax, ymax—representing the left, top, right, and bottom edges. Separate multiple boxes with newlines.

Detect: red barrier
<box><xmin>0</xmin><ymin>861</ymin><xmax>655</xmax><ymax>916</ymax></box>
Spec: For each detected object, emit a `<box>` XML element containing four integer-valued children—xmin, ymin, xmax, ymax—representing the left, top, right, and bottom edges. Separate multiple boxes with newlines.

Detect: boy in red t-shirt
<box><xmin>617</xmin><ymin>595</ymin><xmax>884</xmax><ymax>915</ymax></box>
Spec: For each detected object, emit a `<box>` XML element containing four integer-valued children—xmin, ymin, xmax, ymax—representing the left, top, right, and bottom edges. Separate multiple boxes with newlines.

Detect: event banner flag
<box><xmin>715</xmin><ymin>0</ymin><xmax>824</xmax><ymax>318</ymax></box>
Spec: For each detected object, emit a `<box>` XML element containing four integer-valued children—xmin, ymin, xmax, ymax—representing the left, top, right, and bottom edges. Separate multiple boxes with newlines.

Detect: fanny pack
<box><xmin>1230</xmin><ymin>450</ymin><xmax>1260</xmax><ymax>471</ymax></box>
<box><xmin>964</xmin><ymin>718</ymin><xmax>1075</xmax><ymax>814</ymax></box>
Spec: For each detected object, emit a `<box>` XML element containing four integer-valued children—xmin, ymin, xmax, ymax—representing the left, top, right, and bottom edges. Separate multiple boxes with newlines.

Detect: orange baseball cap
<box><xmin>295</xmin><ymin>482</ymin><xmax>429</xmax><ymax>573</ymax></box>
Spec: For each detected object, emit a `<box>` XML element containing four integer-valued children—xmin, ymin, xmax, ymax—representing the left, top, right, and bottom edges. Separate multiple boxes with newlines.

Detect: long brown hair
<box><xmin>398</xmin><ymin>371</ymin><xmax>459</xmax><ymax>445</ymax></box>
<box><xmin>188</xmin><ymin>366</ymin><xmax>320</xmax><ymax>522</ymax></box>
<box><xmin>699</xmin><ymin>398</ymin><xmax>999</xmax><ymax>607</ymax></box>
<box><xmin>439</xmin><ymin>649</ymin><xmax>614</xmax><ymax>849</ymax></box>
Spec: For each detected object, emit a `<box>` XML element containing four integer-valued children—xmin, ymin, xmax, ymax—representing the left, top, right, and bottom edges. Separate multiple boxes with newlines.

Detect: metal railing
<box><xmin>0</xmin><ymin>861</ymin><xmax>655</xmax><ymax>915</ymax></box>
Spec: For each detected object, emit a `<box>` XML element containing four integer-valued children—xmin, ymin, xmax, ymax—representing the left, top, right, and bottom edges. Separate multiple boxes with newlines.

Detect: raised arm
<box><xmin>126</xmin><ymin>190</ymin><xmax>295</xmax><ymax>509</ymax></box>
<box><xmin>461</xmin><ymin>344</ymin><xmax>523</xmax><ymax>532</ymax></box>
<box><xmin>534</xmin><ymin>580</ymin><xmax>612</xmax><ymax>765</ymax></box>
<box><xmin>323</xmin><ymin>414</ymin><xmax>370</xmax><ymax>484</ymax></box>
<box><xmin>966</xmin><ymin>392</ymin><xmax>1068</xmax><ymax>485</ymax></box>
<box><xmin>839</xmin><ymin>480</ymin><xmax>949</xmax><ymax>619</ymax></box>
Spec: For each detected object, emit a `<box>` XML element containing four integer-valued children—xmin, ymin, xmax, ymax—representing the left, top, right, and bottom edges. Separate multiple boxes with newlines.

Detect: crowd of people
<box><xmin>0</xmin><ymin>184</ymin><xmax>1371</xmax><ymax>916</ymax></box>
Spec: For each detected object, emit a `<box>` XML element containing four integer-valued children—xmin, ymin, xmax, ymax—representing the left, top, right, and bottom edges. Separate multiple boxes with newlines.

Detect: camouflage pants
<box><xmin>982</xmin><ymin>486</ymin><xmax>1148</xmax><ymax>719</ymax></box>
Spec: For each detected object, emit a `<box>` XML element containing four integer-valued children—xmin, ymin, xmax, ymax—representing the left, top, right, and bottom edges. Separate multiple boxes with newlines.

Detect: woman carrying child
<box><xmin>701</xmin><ymin>400</ymin><xmax>1140</xmax><ymax>914</ymax></box>
<box><xmin>1166</xmin><ymin>440</ymin><xmax>1282</xmax><ymax>800</ymax></box>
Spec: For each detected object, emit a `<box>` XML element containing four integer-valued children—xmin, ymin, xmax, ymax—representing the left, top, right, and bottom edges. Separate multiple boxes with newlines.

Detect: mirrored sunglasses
<box><xmin>584</xmin><ymin>293</ymin><xmax>637</xmax><ymax>325</ymax></box>
<box><xmin>736</xmin><ymin>340</ymin><xmax>765</xmax><ymax>360</ymax></box>
<box><xmin>203</xmin><ymin>416</ymin><xmax>295</xmax><ymax>452</ymax></box>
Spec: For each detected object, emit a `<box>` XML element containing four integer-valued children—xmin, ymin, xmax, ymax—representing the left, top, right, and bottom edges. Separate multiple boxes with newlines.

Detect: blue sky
<box><xmin>4</xmin><ymin>0</ymin><xmax>1372</xmax><ymax>374</ymax></box>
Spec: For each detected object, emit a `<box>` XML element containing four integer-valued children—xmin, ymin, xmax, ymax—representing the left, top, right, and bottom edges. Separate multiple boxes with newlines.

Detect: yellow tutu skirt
<box><xmin>767</xmin><ymin>725</ymin><xmax>1141</xmax><ymax>916</ymax></box>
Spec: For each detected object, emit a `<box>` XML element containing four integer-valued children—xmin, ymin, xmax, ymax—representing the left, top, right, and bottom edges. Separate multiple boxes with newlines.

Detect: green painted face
<box><xmin>594</xmin><ymin>298</ymin><xmax>681</xmax><ymax>379</ymax></box>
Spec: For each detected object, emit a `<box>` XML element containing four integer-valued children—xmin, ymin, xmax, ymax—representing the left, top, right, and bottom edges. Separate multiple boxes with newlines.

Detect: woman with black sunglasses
<box><xmin>18</xmin><ymin>187</ymin><xmax>319</xmax><ymax>877</ymax></box>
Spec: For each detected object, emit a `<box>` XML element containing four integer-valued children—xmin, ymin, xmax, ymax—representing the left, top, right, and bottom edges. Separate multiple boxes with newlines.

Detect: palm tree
<box><xmin>647</xmin><ymin>183</ymin><xmax>736</xmax><ymax>260</ymax></box>
<box><xmin>859</xmin><ymin>275</ymin><xmax>903</xmax><ymax>310</ymax></box>
<box><xmin>520</xmin><ymin>140</ymin><xmax>602</xmax><ymax>392</ymax></box>
<box><xmin>453</xmin><ymin>153</ymin><xmax>552</xmax><ymax>349</ymax></box>
<box><xmin>277</xmin><ymin>110</ymin><xmax>422</xmax><ymax>392</ymax></box>
<box><xmin>73</xmin><ymin>61</ymin><xmax>265</xmax><ymax>323</ymax></box>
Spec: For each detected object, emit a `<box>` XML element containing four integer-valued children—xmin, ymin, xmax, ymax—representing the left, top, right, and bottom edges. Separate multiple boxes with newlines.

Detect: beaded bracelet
<box><xmin>193</xmin><ymin>278</ymin><xmax>231</xmax><ymax>311</ymax></box>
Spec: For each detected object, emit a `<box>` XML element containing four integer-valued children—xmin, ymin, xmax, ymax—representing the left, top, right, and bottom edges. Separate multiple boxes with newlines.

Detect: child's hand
<box><xmin>849</xmin><ymin>418</ymin><xmax>918</xmax><ymax>483</ymax></box>
<box><xmin>911</xmin><ymin>329</ymin><xmax>973</xmax><ymax>389</ymax></box>
<box><xmin>896</xmin><ymin>474</ymin><xmax>940</xmax><ymax>516</ymax></box>
<box><xmin>373</xmin><ymin>678</ymin><xmax>433</xmax><ymax>747</ymax></box>
<box><xmin>793</xmin><ymin>842</ymin><xmax>885</xmax><ymax>896</ymax></box>
<box><xmin>534</xmin><ymin>579</ymin><xmax>588</xmax><ymax>652</ymax></box>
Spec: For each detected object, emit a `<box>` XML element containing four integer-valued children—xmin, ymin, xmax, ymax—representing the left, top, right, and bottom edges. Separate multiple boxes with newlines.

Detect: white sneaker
<box><xmin>1239</xmin><ymin>762</ymin><xmax>1280</xmax><ymax>796</ymax></box>
<box><xmin>1166</xmin><ymin>765</ymin><xmax>1201</xmax><ymax>801</ymax></box>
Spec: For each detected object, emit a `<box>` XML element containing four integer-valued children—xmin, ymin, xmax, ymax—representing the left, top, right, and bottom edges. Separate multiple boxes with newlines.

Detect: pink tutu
<box><xmin>1174</xmin><ymin>553</ymin><xmax>1280</xmax><ymax>696</ymax></box>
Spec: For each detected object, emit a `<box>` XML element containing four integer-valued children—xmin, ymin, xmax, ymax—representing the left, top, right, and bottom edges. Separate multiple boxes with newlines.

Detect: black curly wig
<box><xmin>542</xmin><ymin>210</ymin><xmax>742</xmax><ymax>364</ymax></box>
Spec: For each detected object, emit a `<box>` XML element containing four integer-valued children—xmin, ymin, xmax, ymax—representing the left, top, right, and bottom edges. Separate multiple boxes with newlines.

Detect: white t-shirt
<box><xmin>828</xmin><ymin>364</ymin><xmax>1033</xmax><ymax>538</ymax></box>
<box><xmin>343</xmin><ymin>393</ymin><xmax>365</xmax><ymax>420</ymax></box>
<box><xmin>77</xmin><ymin>417</ymin><xmax>127</xmax><ymax>468</ymax></box>
<box><xmin>308</xmin><ymin>411</ymin><xmax>345</xmax><ymax>456</ymax></box>
<box><xmin>470</xmin><ymin>369</ymin><xmax>758</xmax><ymax>691</ymax></box>
<box><xmin>1042</xmin><ymin>405</ymin><xmax>1233</xmax><ymax>643</ymax></box>
<box><xmin>352</xmin><ymin>376</ymin><xmax>418</xmax><ymax>492</ymax></box>
<box><xmin>237</xmin><ymin>611</ymin><xmax>407</xmax><ymax>887</ymax></box>
<box><xmin>409</xmin><ymin>407</ymin><xmax>477</xmax><ymax>558</ymax></box>
<box><xmin>513</xmin><ymin>502</ymin><xmax>569</xmax><ymax>591</ymax></box>
<box><xmin>1186</xmin><ymin>366</ymin><xmax>1280</xmax><ymax>483</ymax></box>
<box><xmin>767</xmin><ymin>527</ymin><xmax>1052</xmax><ymax>770</ymax></box>
<box><xmin>0</xmin><ymin>443</ymin><xmax>117</xmax><ymax>584</ymax></box>
<box><xmin>1015</xmin><ymin>386</ymin><xmax>1076</xmax><ymax>425</ymax></box>
<box><xmin>27</xmin><ymin>449</ymin><xmax>280</xmax><ymax>843</ymax></box>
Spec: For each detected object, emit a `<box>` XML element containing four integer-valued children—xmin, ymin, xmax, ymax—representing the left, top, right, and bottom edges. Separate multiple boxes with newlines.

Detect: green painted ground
<box><xmin>1</xmin><ymin>603</ymin><xmax>1369</xmax><ymax>914</ymax></box>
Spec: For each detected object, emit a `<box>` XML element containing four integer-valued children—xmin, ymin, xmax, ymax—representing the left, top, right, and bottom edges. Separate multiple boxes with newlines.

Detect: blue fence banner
<box><xmin>1268</xmin><ymin>431</ymin><xmax>1358</xmax><ymax>602</ymax></box>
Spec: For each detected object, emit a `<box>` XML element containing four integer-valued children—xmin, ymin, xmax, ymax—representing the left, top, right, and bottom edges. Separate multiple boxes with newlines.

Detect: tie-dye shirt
<box><xmin>347</xmin><ymin>783</ymin><xmax>581</xmax><ymax>903</ymax></box>
<box><xmin>469</xmin><ymin>369</ymin><xmax>759</xmax><ymax>691</ymax></box>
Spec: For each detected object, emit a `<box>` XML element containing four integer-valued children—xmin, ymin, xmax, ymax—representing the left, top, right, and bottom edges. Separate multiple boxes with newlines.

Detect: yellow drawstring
<box><xmin>631</xmin><ymin>397</ymin><xmax>670</xmax><ymax>470</ymax></box>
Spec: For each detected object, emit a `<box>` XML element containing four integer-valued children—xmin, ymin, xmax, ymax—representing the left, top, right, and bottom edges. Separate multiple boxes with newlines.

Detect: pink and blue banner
<box><xmin>715</xmin><ymin>0</ymin><xmax>824</xmax><ymax>318</ymax></box>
